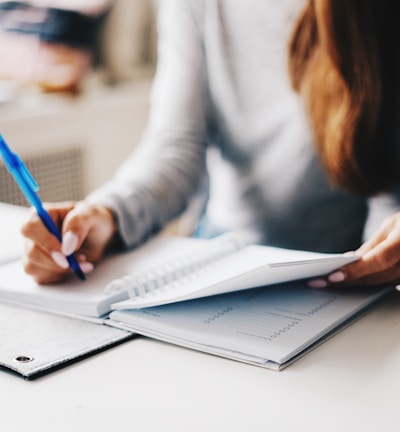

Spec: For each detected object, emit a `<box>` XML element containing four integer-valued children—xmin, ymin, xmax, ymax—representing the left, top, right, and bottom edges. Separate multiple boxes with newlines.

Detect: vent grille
<box><xmin>0</xmin><ymin>147</ymin><xmax>85</xmax><ymax>207</ymax></box>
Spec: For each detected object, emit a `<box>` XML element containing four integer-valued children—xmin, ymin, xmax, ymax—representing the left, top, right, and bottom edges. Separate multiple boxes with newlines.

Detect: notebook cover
<box><xmin>0</xmin><ymin>303</ymin><xmax>134</xmax><ymax>379</ymax></box>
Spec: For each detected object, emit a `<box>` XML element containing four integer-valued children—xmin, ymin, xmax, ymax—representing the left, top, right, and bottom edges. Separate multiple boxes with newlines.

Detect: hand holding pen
<box><xmin>0</xmin><ymin>134</ymin><xmax>118</xmax><ymax>284</ymax></box>
<box><xmin>20</xmin><ymin>198</ymin><xmax>118</xmax><ymax>284</ymax></box>
<box><xmin>0</xmin><ymin>134</ymin><xmax>88</xmax><ymax>280</ymax></box>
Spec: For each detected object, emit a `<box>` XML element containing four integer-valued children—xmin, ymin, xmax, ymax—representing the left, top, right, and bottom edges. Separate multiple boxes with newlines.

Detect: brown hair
<box><xmin>288</xmin><ymin>0</ymin><xmax>400</xmax><ymax>195</ymax></box>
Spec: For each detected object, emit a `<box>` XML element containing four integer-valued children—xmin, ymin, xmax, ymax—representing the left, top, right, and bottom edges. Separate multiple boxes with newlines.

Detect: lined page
<box><xmin>109</xmin><ymin>282</ymin><xmax>388</xmax><ymax>365</ymax></box>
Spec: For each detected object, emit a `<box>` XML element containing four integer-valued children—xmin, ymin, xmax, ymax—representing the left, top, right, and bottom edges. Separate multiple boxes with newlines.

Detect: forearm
<box><xmin>86</xmin><ymin>0</ymin><xmax>208</xmax><ymax>248</ymax></box>
<box><xmin>86</xmin><ymin>135</ymin><xmax>207</xmax><ymax>248</ymax></box>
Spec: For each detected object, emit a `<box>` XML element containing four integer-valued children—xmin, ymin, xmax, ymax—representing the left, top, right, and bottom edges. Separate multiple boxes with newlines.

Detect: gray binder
<box><xmin>0</xmin><ymin>303</ymin><xmax>133</xmax><ymax>379</ymax></box>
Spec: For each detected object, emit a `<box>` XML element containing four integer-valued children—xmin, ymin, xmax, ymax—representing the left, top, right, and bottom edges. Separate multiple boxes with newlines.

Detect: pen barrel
<box><xmin>37</xmin><ymin>207</ymin><xmax>62</xmax><ymax>243</ymax></box>
<box><xmin>66</xmin><ymin>255</ymin><xmax>86</xmax><ymax>280</ymax></box>
<box><xmin>36</xmin><ymin>207</ymin><xmax>85</xmax><ymax>280</ymax></box>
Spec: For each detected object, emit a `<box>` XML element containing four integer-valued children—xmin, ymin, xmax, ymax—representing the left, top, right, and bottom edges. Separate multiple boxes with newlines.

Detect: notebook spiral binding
<box><xmin>105</xmin><ymin>233</ymin><xmax>245</xmax><ymax>299</ymax></box>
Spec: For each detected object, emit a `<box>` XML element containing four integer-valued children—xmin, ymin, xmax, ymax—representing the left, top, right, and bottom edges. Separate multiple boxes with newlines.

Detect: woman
<box><xmin>21</xmin><ymin>0</ymin><xmax>400</xmax><ymax>289</ymax></box>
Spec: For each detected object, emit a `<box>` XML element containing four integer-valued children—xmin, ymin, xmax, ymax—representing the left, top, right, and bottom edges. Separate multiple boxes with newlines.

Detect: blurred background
<box><xmin>0</xmin><ymin>0</ymin><xmax>158</xmax><ymax>206</ymax></box>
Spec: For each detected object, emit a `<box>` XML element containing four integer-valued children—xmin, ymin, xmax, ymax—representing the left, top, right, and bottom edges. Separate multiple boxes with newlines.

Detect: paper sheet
<box><xmin>110</xmin><ymin>282</ymin><xmax>390</xmax><ymax>366</ymax></box>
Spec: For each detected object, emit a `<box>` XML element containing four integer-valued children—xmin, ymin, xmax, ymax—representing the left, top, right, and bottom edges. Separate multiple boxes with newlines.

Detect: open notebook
<box><xmin>109</xmin><ymin>282</ymin><xmax>389</xmax><ymax>370</ymax></box>
<box><xmin>0</xmin><ymin>232</ymin><xmax>391</xmax><ymax>371</ymax></box>
<box><xmin>0</xmin><ymin>232</ymin><xmax>359</xmax><ymax>318</ymax></box>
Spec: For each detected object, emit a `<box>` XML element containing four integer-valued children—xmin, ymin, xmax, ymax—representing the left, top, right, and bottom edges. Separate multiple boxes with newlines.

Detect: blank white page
<box><xmin>0</xmin><ymin>235</ymin><xmax>204</xmax><ymax>317</ymax></box>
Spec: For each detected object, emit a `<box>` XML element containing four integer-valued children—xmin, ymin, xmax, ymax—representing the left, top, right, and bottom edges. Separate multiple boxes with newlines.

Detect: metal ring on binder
<box><xmin>14</xmin><ymin>355</ymin><xmax>34</xmax><ymax>363</ymax></box>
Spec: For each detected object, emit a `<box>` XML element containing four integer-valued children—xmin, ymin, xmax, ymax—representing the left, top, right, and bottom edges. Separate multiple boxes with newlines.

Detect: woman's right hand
<box><xmin>21</xmin><ymin>201</ymin><xmax>118</xmax><ymax>284</ymax></box>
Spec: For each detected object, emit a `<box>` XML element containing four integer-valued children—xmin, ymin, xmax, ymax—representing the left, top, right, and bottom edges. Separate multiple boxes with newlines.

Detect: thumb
<box><xmin>60</xmin><ymin>202</ymin><xmax>117</xmax><ymax>263</ymax></box>
<box><xmin>61</xmin><ymin>231</ymin><xmax>81</xmax><ymax>256</ymax></box>
<box><xmin>60</xmin><ymin>202</ymin><xmax>96</xmax><ymax>256</ymax></box>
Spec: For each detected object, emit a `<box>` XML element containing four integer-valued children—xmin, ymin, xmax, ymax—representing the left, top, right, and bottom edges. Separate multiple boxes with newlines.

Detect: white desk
<box><xmin>1</xmin><ymin>203</ymin><xmax>400</xmax><ymax>432</ymax></box>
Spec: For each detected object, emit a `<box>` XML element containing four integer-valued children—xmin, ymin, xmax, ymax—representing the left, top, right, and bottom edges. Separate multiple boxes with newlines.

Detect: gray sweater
<box><xmin>87</xmin><ymin>0</ymin><xmax>400</xmax><ymax>253</ymax></box>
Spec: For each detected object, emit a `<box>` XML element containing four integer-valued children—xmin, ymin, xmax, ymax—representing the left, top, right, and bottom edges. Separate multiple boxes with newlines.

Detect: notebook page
<box><xmin>109</xmin><ymin>282</ymin><xmax>389</xmax><ymax>365</ymax></box>
<box><xmin>0</xmin><ymin>235</ymin><xmax>204</xmax><ymax>317</ymax></box>
<box><xmin>111</xmin><ymin>245</ymin><xmax>358</xmax><ymax>309</ymax></box>
<box><xmin>0</xmin><ymin>203</ymin><xmax>27</xmax><ymax>264</ymax></box>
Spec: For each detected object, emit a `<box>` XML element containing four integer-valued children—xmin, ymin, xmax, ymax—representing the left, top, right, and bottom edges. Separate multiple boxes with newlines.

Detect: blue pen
<box><xmin>0</xmin><ymin>134</ymin><xmax>85</xmax><ymax>281</ymax></box>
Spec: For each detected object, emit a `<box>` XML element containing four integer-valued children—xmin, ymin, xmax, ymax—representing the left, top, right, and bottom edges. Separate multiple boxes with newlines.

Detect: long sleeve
<box><xmin>86</xmin><ymin>0</ymin><xmax>396</xmax><ymax>255</ymax></box>
<box><xmin>86</xmin><ymin>0</ymin><xmax>209</xmax><ymax>248</ymax></box>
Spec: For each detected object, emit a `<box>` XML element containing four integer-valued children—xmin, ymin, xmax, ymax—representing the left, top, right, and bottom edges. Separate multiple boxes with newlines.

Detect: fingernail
<box><xmin>79</xmin><ymin>261</ymin><xmax>94</xmax><ymax>273</ymax></box>
<box><xmin>307</xmin><ymin>278</ymin><xmax>328</xmax><ymax>289</ymax></box>
<box><xmin>328</xmin><ymin>271</ymin><xmax>346</xmax><ymax>283</ymax></box>
<box><xmin>51</xmin><ymin>251</ymin><xmax>69</xmax><ymax>269</ymax></box>
<box><xmin>62</xmin><ymin>231</ymin><xmax>79</xmax><ymax>256</ymax></box>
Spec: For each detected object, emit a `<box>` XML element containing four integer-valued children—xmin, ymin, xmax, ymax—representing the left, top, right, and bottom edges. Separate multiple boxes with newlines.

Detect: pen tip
<box><xmin>77</xmin><ymin>270</ymin><xmax>86</xmax><ymax>281</ymax></box>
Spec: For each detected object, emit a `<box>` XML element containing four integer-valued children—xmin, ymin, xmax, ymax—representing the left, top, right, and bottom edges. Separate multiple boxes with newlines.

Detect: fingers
<box><xmin>61</xmin><ymin>202</ymin><xmax>117</xmax><ymax>263</ymax></box>
<box><xmin>351</xmin><ymin>267</ymin><xmax>400</xmax><ymax>286</ymax></box>
<box><xmin>20</xmin><ymin>202</ymin><xmax>95</xmax><ymax>283</ymax></box>
<box><xmin>355</xmin><ymin>217</ymin><xmax>393</xmax><ymax>255</ymax></box>
<box><xmin>22</xmin><ymin>238</ymin><xmax>71</xmax><ymax>284</ymax></box>
<box><xmin>308</xmin><ymin>213</ymin><xmax>400</xmax><ymax>289</ymax></box>
<box><xmin>61</xmin><ymin>202</ymin><xmax>95</xmax><ymax>254</ymax></box>
<box><xmin>20</xmin><ymin>201</ymin><xmax>117</xmax><ymax>284</ymax></box>
<box><xmin>21</xmin><ymin>204</ymin><xmax>74</xmax><ymax>258</ymax></box>
<box><xmin>344</xmin><ymin>217</ymin><xmax>400</xmax><ymax>283</ymax></box>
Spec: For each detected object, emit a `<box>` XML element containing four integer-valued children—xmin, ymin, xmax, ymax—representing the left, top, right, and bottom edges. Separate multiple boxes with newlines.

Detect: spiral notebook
<box><xmin>0</xmin><ymin>232</ymin><xmax>358</xmax><ymax>318</ymax></box>
<box><xmin>107</xmin><ymin>232</ymin><xmax>360</xmax><ymax>310</ymax></box>
<box><xmin>0</xmin><ymin>231</ymin><xmax>390</xmax><ymax>372</ymax></box>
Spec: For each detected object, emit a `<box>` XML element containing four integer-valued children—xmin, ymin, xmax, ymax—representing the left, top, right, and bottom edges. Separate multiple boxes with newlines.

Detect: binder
<box><xmin>0</xmin><ymin>302</ymin><xmax>133</xmax><ymax>379</ymax></box>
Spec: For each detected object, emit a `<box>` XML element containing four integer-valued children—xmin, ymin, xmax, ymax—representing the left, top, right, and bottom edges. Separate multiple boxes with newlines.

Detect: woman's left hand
<box><xmin>308</xmin><ymin>213</ymin><xmax>400</xmax><ymax>289</ymax></box>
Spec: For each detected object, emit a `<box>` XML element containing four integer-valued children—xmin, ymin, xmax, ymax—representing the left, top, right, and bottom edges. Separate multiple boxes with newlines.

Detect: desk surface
<box><xmin>1</xmin><ymin>203</ymin><xmax>400</xmax><ymax>432</ymax></box>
